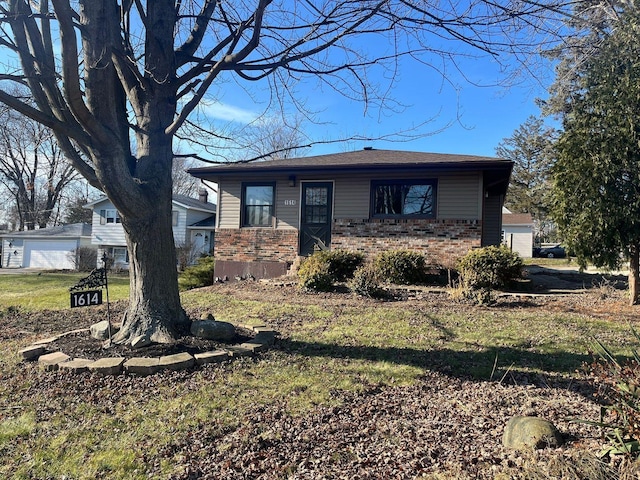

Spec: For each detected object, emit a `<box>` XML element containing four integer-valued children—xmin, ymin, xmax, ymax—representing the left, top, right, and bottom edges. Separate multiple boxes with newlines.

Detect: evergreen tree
<box><xmin>496</xmin><ymin>116</ymin><xmax>557</xmax><ymax>242</ymax></box>
<box><xmin>550</xmin><ymin>8</ymin><xmax>640</xmax><ymax>304</ymax></box>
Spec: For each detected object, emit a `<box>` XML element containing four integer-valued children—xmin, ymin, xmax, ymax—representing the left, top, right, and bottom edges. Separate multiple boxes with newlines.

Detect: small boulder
<box><xmin>191</xmin><ymin>318</ymin><xmax>236</xmax><ymax>341</ymax></box>
<box><xmin>90</xmin><ymin>320</ymin><xmax>118</xmax><ymax>340</ymax></box>
<box><xmin>503</xmin><ymin>416</ymin><xmax>563</xmax><ymax>450</ymax></box>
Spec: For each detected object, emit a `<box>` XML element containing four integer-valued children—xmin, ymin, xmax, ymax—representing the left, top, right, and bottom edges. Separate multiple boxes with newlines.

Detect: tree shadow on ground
<box><xmin>276</xmin><ymin>337</ymin><xmax>602</xmax><ymax>399</ymax></box>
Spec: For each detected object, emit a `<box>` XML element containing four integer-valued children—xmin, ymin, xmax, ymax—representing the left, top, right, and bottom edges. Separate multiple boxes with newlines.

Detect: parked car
<box><xmin>535</xmin><ymin>245</ymin><xmax>566</xmax><ymax>258</ymax></box>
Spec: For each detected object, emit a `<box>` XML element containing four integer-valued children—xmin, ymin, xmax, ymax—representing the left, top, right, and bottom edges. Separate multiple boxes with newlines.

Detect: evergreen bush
<box><xmin>456</xmin><ymin>246</ymin><xmax>523</xmax><ymax>303</ymax></box>
<box><xmin>178</xmin><ymin>256</ymin><xmax>215</xmax><ymax>291</ymax></box>
<box><xmin>297</xmin><ymin>253</ymin><xmax>334</xmax><ymax>291</ymax></box>
<box><xmin>349</xmin><ymin>263</ymin><xmax>385</xmax><ymax>298</ymax></box>
<box><xmin>373</xmin><ymin>249</ymin><xmax>427</xmax><ymax>285</ymax></box>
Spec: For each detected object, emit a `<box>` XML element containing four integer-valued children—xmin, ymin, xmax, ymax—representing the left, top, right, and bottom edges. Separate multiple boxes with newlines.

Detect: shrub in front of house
<box><xmin>297</xmin><ymin>250</ymin><xmax>364</xmax><ymax>291</ymax></box>
<box><xmin>178</xmin><ymin>255</ymin><xmax>215</xmax><ymax>291</ymax></box>
<box><xmin>373</xmin><ymin>249</ymin><xmax>427</xmax><ymax>285</ymax></box>
<box><xmin>297</xmin><ymin>253</ymin><xmax>335</xmax><ymax>292</ymax></box>
<box><xmin>349</xmin><ymin>263</ymin><xmax>386</xmax><ymax>298</ymax></box>
<box><xmin>456</xmin><ymin>245</ymin><xmax>523</xmax><ymax>303</ymax></box>
<box><xmin>322</xmin><ymin>249</ymin><xmax>365</xmax><ymax>281</ymax></box>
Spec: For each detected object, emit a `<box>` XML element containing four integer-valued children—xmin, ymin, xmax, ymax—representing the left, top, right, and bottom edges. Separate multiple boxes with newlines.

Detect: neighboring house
<box><xmin>84</xmin><ymin>192</ymin><xmax>216</xmax><ymax>269</ymax></box>
<box><xmin>188</xmin><ymin>148</ymin><xmax>513</xmax><ymax>280</ymax></box>
<box><xmin>0</xmin><ymin>223</ymin><xmax>93</xmax><ymax>269</ymax></box>
<box><xmin>502</xmin><ymin>208</ymin><xmax>534</xmax><ymax>258</ymax></box>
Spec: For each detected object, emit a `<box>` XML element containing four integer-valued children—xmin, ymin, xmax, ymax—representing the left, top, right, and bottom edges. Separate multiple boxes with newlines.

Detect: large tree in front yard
<box><xmin>550</xmin><ymin>8</ymin><xmax>640</xmax><ymax>305</ymax></box>
<box><xmin>0</xmin><ymin>0</ymin><xmax>569</xmax><ymax>344</ymax></box>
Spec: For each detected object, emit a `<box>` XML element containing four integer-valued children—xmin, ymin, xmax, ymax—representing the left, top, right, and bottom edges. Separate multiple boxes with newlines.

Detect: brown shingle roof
<box><xmin>502</xmin><ymin>213</ymin><xmax>533</xmax><ymax>225</ymax></box>
<box><xmin>188</xmin><ymin>149</ymin><xmax>511</xmax><ymax>177</ymax></box>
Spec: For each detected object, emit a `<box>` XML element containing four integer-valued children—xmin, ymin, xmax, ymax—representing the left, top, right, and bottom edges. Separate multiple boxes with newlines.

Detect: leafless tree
<box><xmin>0</xmin><ymin>105</ymin><xmax>80</xmax><ymax>230</ymax></box>
<box><xmin>0</xmin><ymin>0</ymin><xmax>570</xmax><ymax>344</ymax></box>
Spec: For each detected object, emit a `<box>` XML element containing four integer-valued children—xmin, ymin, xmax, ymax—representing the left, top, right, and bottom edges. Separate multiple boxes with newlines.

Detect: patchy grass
<box><xmin>0</xmin><ymin>272</ymin><xmax>129</xmax><ymax>310</ymax></box>
<box><xmin>1</xmin><ymin>277</ymin><xmax>640</xmax><ymax>478</ymax></box>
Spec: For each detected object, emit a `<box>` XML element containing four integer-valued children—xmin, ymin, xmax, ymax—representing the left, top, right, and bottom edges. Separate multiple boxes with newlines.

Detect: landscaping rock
<box><xmin>159</xmin><ymin>352</ymin><xmax>195</xmax><ymax>371</ymax></box>
<box><xmin>58</xmin><ymin>358</ymin><xmax>93</xmax><ymax>373</ymax></box>
<box><xmin>225</xmin><ymin>345</ymin><xmax>254</xmax><ymax>357</ymax></box>
<box><xmin>33</xmin><ymin>336</ymin><xmax>60</xmax><ymax>345</ymax></box>
<box><xmin>88</xmin><ymin>357</ymin><xmax>125</xmax><ymax>375</ymax></box>
<box><xmin>253</xmin><ymin>327</ymin><xmax>277</xmax><ymax>345</ymax></box>
<box><xmin>503</xmin><ymin>416</ymin><xmax>563</xmax><ymax>450</ymax></box>
<box><xmin>194</xmin><ymin>350</ymin><xmax>229</xmax><ymax>365</ymax></box>
<box><xmin>191</xmin><ymin>318</ymin><xmax>236</xmax><ymax>341</ymax></box>
<box><xmin>38</xmin><ymin>351</ymin><xmax>71</xmax><ymax>371</ymax></box>
<box><xmin>90</xmin><ymin>320</ymin><xmax>115</xmax><ymax>340</ymax></box>
<box><xmin>124</xmin><ymin>357</ymin><xmax>160</xmax><ymax>375</ymax></box>
<box><xmin>241</xmin><ymin>342</ymin><xmax>267</xmax><ymax>353</ymax></box>
<box><xmin>19</xmin><ymin>344</ymin><xmax>46</xmax><ymax>360</ymax></box>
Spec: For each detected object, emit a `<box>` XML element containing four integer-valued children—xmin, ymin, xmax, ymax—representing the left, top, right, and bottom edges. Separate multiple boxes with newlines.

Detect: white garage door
<box><xmin>24</xmin><ymin>240</ymin><xmax>77</xmax><ymax>269</ymax></box>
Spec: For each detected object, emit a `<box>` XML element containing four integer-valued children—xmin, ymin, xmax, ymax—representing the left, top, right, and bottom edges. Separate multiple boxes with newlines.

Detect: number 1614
<box><xmin>70</xmin><ymin>290</ymin><xmax>103</xmax><ymax>308</ymax></box>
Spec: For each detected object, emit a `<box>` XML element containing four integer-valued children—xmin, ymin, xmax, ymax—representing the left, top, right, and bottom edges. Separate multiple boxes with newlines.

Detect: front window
<box><xmin>107</xmin><ymin>247</ymin><xmax>128</xmax><ymax>266</ymax></box>
<box><xmin>242</xmin><ymin>183</ymin><xmax>275</xmax><ymax>227</ymax></box>
<box><xmin>100</xmin><ymin>209</ymin><xmax>121</xmax><ymax>225</ymax></box>
<box><xmin>371</xmin><ymin>180</ymin><xmax>437</xmax><ymax>218</ymax></box>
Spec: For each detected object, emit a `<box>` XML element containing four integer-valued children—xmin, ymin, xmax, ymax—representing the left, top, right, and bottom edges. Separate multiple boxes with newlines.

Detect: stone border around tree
<box><xmin>17</xmin><ymin>324</ymin><xmax>278</xmax><ymax>376</ymax></box>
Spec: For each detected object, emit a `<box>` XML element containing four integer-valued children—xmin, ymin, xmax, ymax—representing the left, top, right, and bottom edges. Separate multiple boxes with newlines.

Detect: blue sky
<box><xmin>201</xmin><ymin>48</ymin><xmax>553</xmax><ymax>160</ymax></box>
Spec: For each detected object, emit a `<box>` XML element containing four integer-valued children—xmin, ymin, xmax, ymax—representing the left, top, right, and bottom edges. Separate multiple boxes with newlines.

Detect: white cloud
<box><xmin>200</xmin><ymin>101</ymin><xmax>258</xmax><ymax>124</ymax></box>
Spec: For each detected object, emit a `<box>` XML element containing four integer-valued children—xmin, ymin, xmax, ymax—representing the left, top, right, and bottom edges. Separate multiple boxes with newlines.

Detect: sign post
<box><xmin>69</xmin><ymin>252</ymin><xmax>112</xmax><ymax>344</ymax></box>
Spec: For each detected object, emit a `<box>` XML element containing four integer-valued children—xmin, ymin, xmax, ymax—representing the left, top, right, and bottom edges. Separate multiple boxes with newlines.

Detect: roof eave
<box><xmin>188</xmin><ymin>160</ymin><xmax>513</xmax><ymax>180</ymax></box>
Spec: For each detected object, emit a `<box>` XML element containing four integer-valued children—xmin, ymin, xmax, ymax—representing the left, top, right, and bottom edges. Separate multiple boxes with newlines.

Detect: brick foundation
<box><xmin>331</xmin><ymin>218</ymin><xmax>481</xmax><ymax>268</ymax></box>
<box><xmin>215</xmin><ymin>228</ymin><xmax>298</xmax><ymax>262</ymax></box>
<box><xmin>215</xmin><ymin>219</ymin><xmax>481</xmax><ymax>279</ymax></box>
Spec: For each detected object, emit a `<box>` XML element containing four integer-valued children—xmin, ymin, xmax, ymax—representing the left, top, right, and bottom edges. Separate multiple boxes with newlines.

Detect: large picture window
<box><xmin>242</xmin><ymin>183</ymin><xmax>275</xmax><ymax>227</ymax></box>
<box><xmin>371</xmin><ymin>179</ymin><xmax>437</xmax><ymax>218</ymax></box>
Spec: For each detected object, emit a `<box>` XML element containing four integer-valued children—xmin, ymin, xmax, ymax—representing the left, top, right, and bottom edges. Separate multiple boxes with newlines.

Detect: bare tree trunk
<box><xmin>630</xmin><ymin>243</ymin><xmax>639</xmax><ymax>306</ymax></box>
<box><xmin>112</xmin><ymin>193</ymin><xmax>190</xmax><ymax>344</ymax></box>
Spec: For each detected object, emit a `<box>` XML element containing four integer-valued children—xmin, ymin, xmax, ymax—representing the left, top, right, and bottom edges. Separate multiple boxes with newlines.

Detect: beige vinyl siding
<box><xmin>217</xmin><ymin>171</ymin><xmax>483</xmax><ymax>229</ymax></box>
<box><xmin>218</xmin><ymin>176</ymin><xmax>298</xmax><ymax>229</ymax></box>
<box><xmin>334</xmin><ymin>177</ymin><xmax>369</xmax><ymax>218</ymax></box>
<box><xmin>218</xmin><ymin>180</ymin><xmax>242</xmax><ymax>229</ymax></box>
<box><xmin>437</xmin><ymin>174</ymin><xmax>481</xmax><ymax>219</ymax></box>
<box><xmin>332</xmin><ymin>172</ymin><xmax>482</xmax><ymax>220</ymax></box>
<box><xmin>276</xmin><ymin>179</ymin><xmax>299</xmax><ymax>229</ymax></box>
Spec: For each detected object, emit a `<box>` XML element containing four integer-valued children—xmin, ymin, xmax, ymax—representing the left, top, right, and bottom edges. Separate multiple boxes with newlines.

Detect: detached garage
<box><xmin>1</xmin><ymin>223</ymin><xmax>93</xmax><ymax>270</ymax></box>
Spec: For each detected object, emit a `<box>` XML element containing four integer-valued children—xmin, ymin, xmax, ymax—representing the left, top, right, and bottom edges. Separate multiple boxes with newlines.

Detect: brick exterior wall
<box><xmin>331</xmin><ymin>218</ymin><xmax>482</xmax><ymax>268</ymax></box>
<box><xmin>215</xmin><ymin>218</ymin><xmax>481</xmax><ymax>274</ymax></box>
<box><xmin>215</xmin><ymin>228</ymin><xmax>298</xmax><ymax>263</ymax></box>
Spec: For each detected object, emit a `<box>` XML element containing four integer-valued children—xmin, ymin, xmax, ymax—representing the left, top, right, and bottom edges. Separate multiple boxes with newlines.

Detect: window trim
<box><xmin>370</xmin><ymin>179</ymin><xmax>438</xmax><ymax>219</ymax></box>
<box><xmin>241</xmin><ymin>182</ymin><xmax>276</xmax><ymax>227</ymax></box>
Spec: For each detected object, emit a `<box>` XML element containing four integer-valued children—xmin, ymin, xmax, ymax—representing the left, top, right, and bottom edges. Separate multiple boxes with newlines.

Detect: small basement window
<box><xmin>242</xmin><ymin>183</ymin><xmax>275</xmax><ymax>227</ymax></box>
<box><xmin>371</xmin><ymin>179</ymin><xmax>437</xmax><ymax>218</ymax></box>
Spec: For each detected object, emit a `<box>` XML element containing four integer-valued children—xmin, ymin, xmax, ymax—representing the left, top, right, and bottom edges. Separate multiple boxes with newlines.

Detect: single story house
<box><xmin>0</xmin><ymin>223</ymin><xmax>93</xmax><ymax>269</ymax></box>
<box><xmin>502</xmin><ymin>208</ymin><xmax>534</xmax><ymax>258</ymax></box>
<box><xmin>188</xmin><ymin>148</ymin><xmax>513</xmax><ymax>280</ymax></box>
<box><xmin>84</xmin><ymin>192</ymin><xmax>216</xmax><ymax>269</ymax></box>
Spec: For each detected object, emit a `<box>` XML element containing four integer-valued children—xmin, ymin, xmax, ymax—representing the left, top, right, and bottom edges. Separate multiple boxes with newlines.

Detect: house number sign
<box><xmin>70</xmin><ymin>289</ymin><xmax>103</xmax><ymax>308</ymax></box>
<box><xmin>284</xmin><ymin>199</ymin><xmax>296</xmax><ymax>206</ymax></box>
